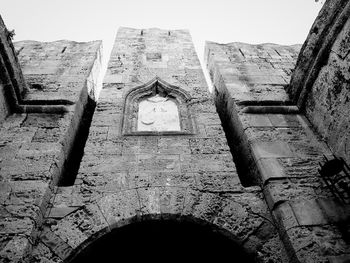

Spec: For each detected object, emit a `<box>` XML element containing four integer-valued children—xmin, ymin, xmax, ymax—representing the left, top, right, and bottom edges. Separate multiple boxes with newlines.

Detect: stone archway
<box><xmin>67</xmin><ymin>218</ymin><xmax>255</xmax><ymax>263</ymax></box>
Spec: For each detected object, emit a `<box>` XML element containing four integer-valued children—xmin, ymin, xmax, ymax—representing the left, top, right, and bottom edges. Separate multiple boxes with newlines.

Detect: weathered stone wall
<box><xmin>288</xmin><ymin>0</ymin><xmax>350</xmax><ymax>164</ymax></box>
<box><xmin>0</xmin><ymin>17</ymin><xmax>27</xmax><ymax>123</ymax></box>
<box><xmin>0</xmin><ymin>79</ymin><xmax>11</xmax><ymax>124</ymax></box>
<box><xmin>0</xmin><ymin>37</ymin><xmax>101</xmax><ymax>261</ymax></box>
<box><xmin>206</xmin><ymin>41</ymin><xmax>350</xmax><ymax>262</ymax></box>
<box><xmin>36</xmin><ymin>28</ymin><xmax>289</xmax><ymax>263</ymax></box>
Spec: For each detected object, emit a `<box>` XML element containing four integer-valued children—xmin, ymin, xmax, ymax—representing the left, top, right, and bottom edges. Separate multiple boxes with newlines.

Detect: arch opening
<box><xmin>69</xmin><ymin>219</ymin><xmax>255</xmax><ymax>263</ymax></box>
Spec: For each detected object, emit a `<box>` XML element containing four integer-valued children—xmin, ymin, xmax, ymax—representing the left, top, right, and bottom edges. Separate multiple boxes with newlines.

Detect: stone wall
<box><xmin>0</xmin><ymin>80</ymin><xmax>11</xmax><ymax>124</ymax></box>
<box><xmin>206</xmin><ymin>41</ymin><xmax>350</xmax><ymax>262</ymax></box>
<box><xmin>288</xmin><ymin>0</ymin><xmax>350</xmax><ymax>164</ymax></box>
<box><xmin>36</xmin><ymin>28</ymin><xmax>289</xmax><ymax>263</ymax></box>
<box><xmin>0</xmin><ymin>34</ymin><xmax>101</xmax><ymax>261</ymax></box>
<box><xmin>0</xmin><ymin>17</ymin><xmax>27</xmax><ymax>123</ymax></box>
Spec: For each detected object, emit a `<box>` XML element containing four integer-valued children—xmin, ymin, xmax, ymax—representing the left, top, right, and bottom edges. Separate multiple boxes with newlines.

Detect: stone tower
<box><xmin>0</xmin><ymin>16</ymin><xmax>102</xmax><ymax>262</ymax></box>
<box><xmin>35</xmin><ymin>27</ymin><xmax>285</xmax><ymax>262</ymax></box>
<box><xmin>205</xmin><ymin>0</ymin><xmax>350</xmax><ymax>262</ymax></box>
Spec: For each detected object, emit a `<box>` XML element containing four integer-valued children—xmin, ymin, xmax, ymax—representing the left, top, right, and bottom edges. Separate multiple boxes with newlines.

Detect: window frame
<box><xmin>122</xmin><ymin>77</ymin><xmax>196</xmax><ymax>136</ymax></box>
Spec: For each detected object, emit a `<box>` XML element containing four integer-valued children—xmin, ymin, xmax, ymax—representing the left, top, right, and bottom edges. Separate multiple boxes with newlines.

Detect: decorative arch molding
<box><xmin>65</xmin><ymin>214</ymin><xmax>255</xmax><ymax>263</ymax></box>
<box><xmin>34</xmin><ymin>187</ymin><xmax>275</xmax><ymax>262</ymax></box>
<box><xmin>122</xmin><ymin>77</ymin><xmax>196</xmax><ymax>135</ymax></box>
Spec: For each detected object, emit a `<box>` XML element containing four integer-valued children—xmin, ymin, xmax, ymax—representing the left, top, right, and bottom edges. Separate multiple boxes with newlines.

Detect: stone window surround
<box><xmin>122</xmin><ymin>77</ymin><xmax>196</xmax><ymax>136</ymax></box>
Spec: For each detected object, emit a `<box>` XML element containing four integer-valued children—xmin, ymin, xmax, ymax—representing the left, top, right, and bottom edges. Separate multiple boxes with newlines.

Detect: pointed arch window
<box><xmin>122</xmin><ymin>77</ymin><xmax>195</xmax><ymax>135</ymax></box>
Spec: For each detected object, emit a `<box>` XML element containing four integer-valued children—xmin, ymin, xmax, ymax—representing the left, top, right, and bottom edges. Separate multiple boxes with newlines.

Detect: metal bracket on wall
<box><xmin>319</xmin><ymin>155</ymin><xmax>350</xmax><ymax>204</ymax></box>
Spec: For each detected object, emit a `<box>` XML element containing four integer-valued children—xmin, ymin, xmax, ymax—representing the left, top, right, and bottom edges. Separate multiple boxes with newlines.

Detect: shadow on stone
<box><xmin>69</xmin><ymin>219</ymin><xmax>255</xmax><ymax>263</ymax></box>
<box><xmin>59</xmin><ymin>96</ymin><xmax>96</xmax><ymax>186</ymax></box>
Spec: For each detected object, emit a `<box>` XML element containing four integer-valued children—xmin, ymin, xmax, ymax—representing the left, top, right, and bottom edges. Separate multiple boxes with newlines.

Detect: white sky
<box><xmin>2</xmin><ymin>0</ymin><xmax>323</xmax><ymax>89</ymax></box>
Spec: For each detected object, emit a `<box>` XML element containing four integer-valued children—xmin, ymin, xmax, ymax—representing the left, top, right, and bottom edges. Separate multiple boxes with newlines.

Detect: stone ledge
<box><xmin>271</xmin><ymin>197</ymin><xmax>350</xmax><ymax>231</ymax></box>
<box><xmin>251</xmin><ymin>141</ymin><xmax>294</xmax><ymax>161</ymax></box>
<box><xmin>328</xmin><ymin>254</ymin><xmax>350</xmax><ymax>263</ymax></box>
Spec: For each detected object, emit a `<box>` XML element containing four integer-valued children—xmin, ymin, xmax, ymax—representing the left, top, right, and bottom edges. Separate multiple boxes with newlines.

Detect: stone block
<box><xmin>0</xmin><ymin>127</ymin><xmax>36</xmax><ymax>144</ymax></box>
<box><xmin>48</xmin><ymin>207</ymin><xmax>80</xmax><ymax>219</ymax></box>
<box><xmin>158</xmin><ymin>137</ymin><xmax>190</xmax><ymax>154</ymax></box>
<box><xmin>145</xmin><ymin>171</ymin><xmax>195</xmax><ymax>188</ymax></box>
<box><xmin>245</xmin><ymin>127</ymin><xmax>280</xmax><ymax>142</ymax></box>
<box><xmin>98</xmin><ymin>190</ymin><xmax>141</xmax><ymax>227</ymax></box>
<box><xmin>107</xmin><ymin>125</ymin><xmax>122</xmax><ymax>141</ymax></box>
<box><xmin>268</xmin><ymin>114</ymin><xmax>301</xmax><ymax>127</ymax></box>
<box><xmin>84</xmin><ymin>140</ymin><xmax>122</xmax><ymax>156</ymax></box>
<box><xmin>17</xmin><ymin>142</ymin><xmax>61</xmax><ymax>158</ymax></box>
<box><xmin>182</xmin><ymin>189</ymin><xmax>222</xmax><ymax>223</ymax></box>
<box><xmin>0</xmin><ymin>143</ymin><xmax>20</xmax><ymax>162</ymax></box>
<box><xmin>258</xmin><ymin>158</ymin><xmax>286</xmax><ymax>184</ymax></box>
<box><xmin>139</xmin><ymin>137</ymin><xmax>159</xmax><ymax>154</ymax></box>
<box><xmin>317</xmin><ymin>198</ymin><xmax>350</xmax><ymax>223</ymax></box>
<box><xmin>30</xmin><ymin>242</ymin><xmax>61</xmax><ymax>263</ymax></box>
<box><xmin>81</xmin><ymin>170</ymin><xmax>130</xmax><ymax>192</ymax></box>
<box><xmin>88</xmin><ymin>126</ymin><xmax>108</xmax><ymax>142</ymax></box>
<box><xmin>226</xmin><ymin>82</ymin><xmax>249</xmax><ymax>93</ymax></box>
<box><xmin>51</xmin><ymin>218</ymin><xmax>87</xmax><ymax>249</ymax></box>
<box><xmin>5</xmin><ymin>204</ymin><xmax>42</xmax><ymax>220</ymax></box>
<box><xmin>189</xmin><ymin>137</ymin><xmax>230</xmax><ymax>154</ymax></box>
<box><xmin>276</xmin><ymin>127</ymin><xmax>308</xmax><ymax>142</ymax></box>
<box><xmin>158</xmin><ymin>187</ymin><xmax>186</xmax><ymax>215</ymax></box>
<box><xmin>79</xmin><ymin>155</ymin><xmax>137</xmax><ymax>174</ymax></box>
<box><xmin>121</xmin><ymin>137</ymin><xmax>140</xmax><ymax>155</ymax></box>
<box><xmin>251</xmin><ymin>141</ymin><xmax>294</xmax><ymax>160</ymax></box>
<box><xmin>243</xmin><ymin>114</ymin><xmax>273</xmax><ymax>128</ymax></box>
<box><xmin>196</xmin><ymin>113</ymin><xmax>222</xmax><ymax>126</ymax></box>
<box><xmin>51</xmin><ymin>204</ymin><xmax>108</xmax><ymax>249</ymax></box>
<box><xmin>288</xmin><ymin>141</ymin><xmax>324</xmax><ymax>158</ymax></box>
<box><xmin>214</xmin><ymin>193</ymin><xmax>267</xmax><ymax>241</ymax></box>
<box><xmin>137</xmin><ymin>154</ymin><xmax>180</xmax><ymax>173</ymax></box>
<box><xmin>272</xmin><ymin>202</ymin><xmax>299</xmax><ymax>231</ymax></box>
<box><xmin>328</xmin><ymin>254</ymin><xmax>350</xmax><ymax>263</ymax></box>
<box><xmin>137</xmin><ymin>186</ymin><xmax>186</xmax><ymax>216</ymax></box>
<box><xmin>278</xmin><ymin>157</ymin><xmax>321</xmax><ymax>178</ymax></box>
<box><xmin>331</xmin><ymin>18</ymin><xmax>350</xmax><ymax>59</ymax></box>
<box><xmin>291</xmin><ymin>199</ymin><xmax>328</xmax><ymax>226</ymax></box>
<box><xmin>137</xmin><ymin>187</ymin><xmax>161</xmax><ymax>215</ymax></box>
<box><xmin>91</xmin><ymin>111</ymin><xmax>121</xmax><ymax>127</ymax></box>
<box><xmin>195</xmin><ymin>171</ymin><xmax>242</xmax><ymax>192</ymax></box>
<box><xmin>32</xmin><ymin>127</ymin><xmax>63</xmax><ymax>143</ymax></box>
<box><xmin>21</xmin><ymin>114</ymin><xmax>63</xmax><ymax>128</ymax></box>
<box><xmin>287</xmin><ymin>225</ymin><xmax>350</xmax><ymax>262</ymax></box>
<box><xmin>0</xmin><ymin>182</ymin><xmax>11</xmax><ymax>204</ymax></box>
<box><xmin>40</xmin><ymin>227</ymin><xmax>73</xmax><ymax>260</ymax></box>
<box><xmin>0</xmin><ymin>217</ymin><xmax>34</xmax><ymax>235</ymax></box>
<box><xmin>53</xmin><ymin>186</ymin><xmax>84</xmax><ymax>207</ymax></box>
<box><xmin>180</xmin><ymin>153</ymin><xmax>236</xmax><ymax>173</ymax></box>
<box><xmin>0</xmin><ymin>236</ymin><xmax>30</xmax><ymax>262</ymax></box>
<box><xmin>7</xmin><ymin>180</ymin><xmax>49</xmax><ymax>207</ymax></box>
<box><xmin>204</xmin><ymin>124</ymin><xmax>225</xmax><ymax>137</ymax></box>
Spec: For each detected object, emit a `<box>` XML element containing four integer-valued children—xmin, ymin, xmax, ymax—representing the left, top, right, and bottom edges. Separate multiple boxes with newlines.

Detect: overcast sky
<box><xmin>2</xmin><ymin>0</ymin><xmax>323</xmax><ymax>89</ymax></box>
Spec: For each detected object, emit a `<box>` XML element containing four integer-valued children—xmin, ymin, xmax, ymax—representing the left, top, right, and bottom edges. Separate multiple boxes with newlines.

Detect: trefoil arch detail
<box><xmin>122</xmin><ymin>77</ymin><xmax>196</xmax><ymax>135</ymax></box>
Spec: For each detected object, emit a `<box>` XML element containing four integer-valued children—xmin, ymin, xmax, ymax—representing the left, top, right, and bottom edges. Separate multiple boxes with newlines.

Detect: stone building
<box><xmin>0</xmin><ymin>0</ymin><xmax>349</xmax><ymax>262</ymax></box>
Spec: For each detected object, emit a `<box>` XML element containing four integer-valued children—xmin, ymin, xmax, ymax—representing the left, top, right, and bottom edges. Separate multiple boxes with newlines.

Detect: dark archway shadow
<box><xmin>69</xmin><ymin>219</ymin><xmax>255</xmax><ymax>263</ymax></box>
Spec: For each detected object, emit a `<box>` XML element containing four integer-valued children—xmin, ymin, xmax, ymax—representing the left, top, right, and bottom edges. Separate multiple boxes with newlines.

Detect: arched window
<box><xmin>122</xmin><ymin>77</ymin><xmax>195</xmax><ymax>135</ymax></box>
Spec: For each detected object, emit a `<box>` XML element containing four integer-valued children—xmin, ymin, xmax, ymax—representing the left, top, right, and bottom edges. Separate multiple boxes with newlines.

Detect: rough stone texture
<box><xmin>33</xmin><ymin>28</ymin><xmax>288</xmax><ymax>263</ymax></box>
<box><xmin>288</xmin><ymin>0</ymin><xmax>350</xmax><ymax>164</ymax></box>
<box><xmin>0</xmin><ymin>18</ymin><xmax>101</xmax><ymax>262</ymax></box>
<box><xmin>0</xmin><ymin>16</ymin><xmax>27</xmax><ymax>124</ymax></box>
<box><xmin>206</xmin><ymin>38</ymin><xmax>350</xmax><ymax>262</ymax></box>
